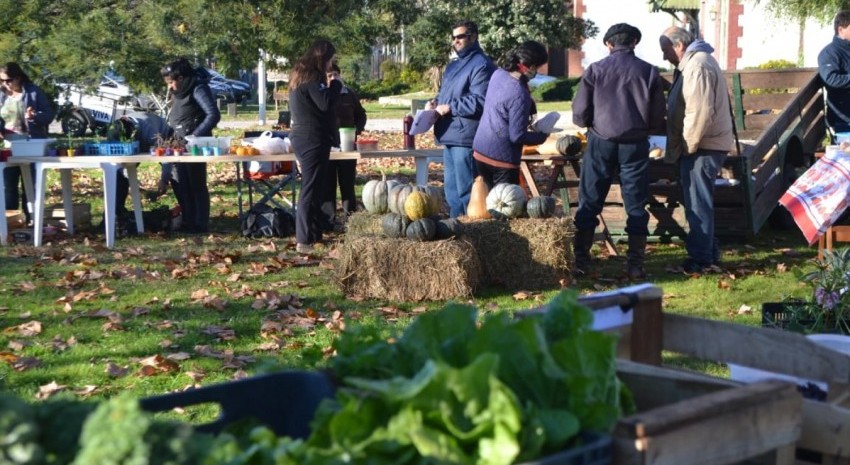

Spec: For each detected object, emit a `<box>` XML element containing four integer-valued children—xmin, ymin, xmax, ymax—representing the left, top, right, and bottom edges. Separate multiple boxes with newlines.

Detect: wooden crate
<box><xmin>44</xmin><ymin>203</ymin><xmax>91</xmax><ymax>230</ymax></box>
<box><xmin>563</xmin><ymin>285</ymin><xmax>804</xmax><ymax>465</ymax></box>
<box><xmin>579</xmin><ymin>284</ymin><xmax>850</xmax><ymax>464</ymax></box>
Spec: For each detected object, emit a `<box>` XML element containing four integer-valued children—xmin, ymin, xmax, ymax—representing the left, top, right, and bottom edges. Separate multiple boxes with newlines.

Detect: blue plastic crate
<box><xmin>85</xmin><ymin>141</ymin><xmax>140</xmax><ymax>155</ymax></box>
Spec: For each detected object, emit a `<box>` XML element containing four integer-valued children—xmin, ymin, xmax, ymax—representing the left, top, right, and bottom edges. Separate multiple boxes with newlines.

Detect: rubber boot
<box><xmin>626</xmin><ymin>235</ymin><xmax>647</xmax><ymax>280</ymax></box>
<box><xmin>573</xmin><ymin>228</ymin><xmax>595</xmax><ymax>276</ymax></box>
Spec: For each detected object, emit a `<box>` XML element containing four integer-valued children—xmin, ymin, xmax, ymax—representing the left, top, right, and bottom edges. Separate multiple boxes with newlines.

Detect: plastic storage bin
<box><xmin>184</xmin><ymin>135</ymin><xmax>233</xmax><ymax>154</ymax></box>
<box><xmin>10</xmin><ymin>138</ymin><xmax>56</xmax><ymax>157</ymax></box>
<box><xmin>84</xmin><ymin>141</ymin><xmax>140</xmax><ymax>155</ymax></box>
<box><xmin>517</xmin><ymin>433</ymin><xmax>611</xmax><ymax>465</ymax></box>
<box><xmin>140</xmin><ymin>370</ymin><xmax>334</xmax><ymax>438</ymax></box>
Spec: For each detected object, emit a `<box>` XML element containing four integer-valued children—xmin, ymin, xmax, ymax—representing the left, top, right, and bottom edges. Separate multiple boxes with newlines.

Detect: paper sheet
<box><xmin>648</xmin><ymin>135</ymin><xmax>666</xmax><ymax>159</ymax></box>
<box><xmin>533</xmin><ymin>112</ymin><xmax>561</xmax><ymax>134</ymax></box>
<box><xmin>410</xmin><ymin>109</ymin><xmax>439</xmax><ymax>136</ymax></box>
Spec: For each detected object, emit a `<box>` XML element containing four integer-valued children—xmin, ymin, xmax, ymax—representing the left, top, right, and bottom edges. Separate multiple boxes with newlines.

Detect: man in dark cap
<box><xmin>571</xmin><ymin>23</ymin><xmax>666</xmax><ymax>280</ymax></box>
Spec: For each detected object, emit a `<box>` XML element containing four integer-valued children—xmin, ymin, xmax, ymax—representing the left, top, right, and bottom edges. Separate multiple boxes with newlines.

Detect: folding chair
<box><xmin>236</xmin><ymin>130</ymin><xmax>299</xmax><ymax>220</ymax></box>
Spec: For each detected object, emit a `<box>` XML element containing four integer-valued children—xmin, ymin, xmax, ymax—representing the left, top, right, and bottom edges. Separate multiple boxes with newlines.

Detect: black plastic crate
<box><xmin>140</xmin><ymin>370</ymin><xmax>334</xmax><ymax>439</ymax></box>
<box><xmin>761</xmin><ymin>301</ymin><xmax>814</xmax><ymax>331</ymax></box>
<box><xmin>141</xmin><ymin>371</ymin><xmax>612</xmax><ymax>464</ymax></box>
<box><xmin>518</xmin><ymin>433</ymin><xmax>612</xmax><ymax>465</ymax></box>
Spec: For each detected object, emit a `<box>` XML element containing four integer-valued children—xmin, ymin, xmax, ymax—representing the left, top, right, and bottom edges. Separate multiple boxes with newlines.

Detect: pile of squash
<box><xmin>467</xmin><ymin>176</ymin><xmax>558</xmax><ymax>220</ymax></box>
<box><xmin>362</xmin><ymin>174</ymin><xmax>457</xmax><ymax>242</ymax></box>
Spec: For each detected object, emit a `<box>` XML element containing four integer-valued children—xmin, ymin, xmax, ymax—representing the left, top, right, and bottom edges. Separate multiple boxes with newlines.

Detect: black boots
<box><xmin>573</xmin><ymin>229</ymin><xmax>595</xmax><ymax>276</ymax></box>
<box><xmin>626</xmin><ymin>235</ymin><xmax>647</xmax><ymax>280</ymax></box>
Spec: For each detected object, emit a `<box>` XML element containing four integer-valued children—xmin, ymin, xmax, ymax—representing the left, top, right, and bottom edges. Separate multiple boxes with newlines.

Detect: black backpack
<box><xmin>241</xmin><ymin>205</ymin><xmax>295</xmax><ymax>238</ymax></box>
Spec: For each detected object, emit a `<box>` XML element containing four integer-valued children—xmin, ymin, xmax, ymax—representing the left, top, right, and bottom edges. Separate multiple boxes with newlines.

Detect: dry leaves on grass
<box><xmin>138</xmin><ymin>354</ymin><xmax>180</xmax><ymax>376</ymax></box>
<box><xmin>3</xmin><ymin>320</ymin><xmax>43</xmax><ymax>337</ymax></box>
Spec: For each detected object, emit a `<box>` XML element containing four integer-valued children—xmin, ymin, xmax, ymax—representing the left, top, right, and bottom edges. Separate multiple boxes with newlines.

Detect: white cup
<box><xmin>339</xmin><ymin>127</ymin><xmax>356</xmax><ymax>152</ymax></box>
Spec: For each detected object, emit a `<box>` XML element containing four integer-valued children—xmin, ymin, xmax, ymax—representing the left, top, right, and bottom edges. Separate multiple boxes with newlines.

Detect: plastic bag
<box><xmin>248</xmin><ymin>131</ymin><xmax>292</xmax><ymax>176</ymax></box>
<box><xmin>250</xmin><ymin>131</ymin><xmax>290</xmax><ymax>155</ymax></box>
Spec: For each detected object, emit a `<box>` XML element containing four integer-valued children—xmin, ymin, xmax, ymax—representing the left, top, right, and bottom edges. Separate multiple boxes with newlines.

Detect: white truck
<box><xmin>55</xmin><ymin>73</ymin><xmax>165</xmax><ymax>136</ymax></box>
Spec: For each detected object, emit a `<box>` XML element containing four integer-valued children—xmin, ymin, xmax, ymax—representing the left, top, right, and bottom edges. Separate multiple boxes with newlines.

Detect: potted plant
<box><xmin>764</xmin><ymin>247</ymin><xmax>850</xmax><ymax>334</ymax></box>
<box><xmin>47</xmin><ymin>140</ymin><xmax>59</xmax><ymax>157</ymax></box>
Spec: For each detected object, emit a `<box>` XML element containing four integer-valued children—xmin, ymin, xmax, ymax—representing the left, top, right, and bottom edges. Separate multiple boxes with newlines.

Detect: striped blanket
<box><xmin>779</xmin><ymin>148</ymin><xmax>850</xmax><ymax>245</ymax></box>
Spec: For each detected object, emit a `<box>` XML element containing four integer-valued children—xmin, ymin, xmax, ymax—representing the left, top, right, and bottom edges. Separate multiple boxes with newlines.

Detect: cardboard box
<box><xmin>45</xmin><ymin>203</ymin><xmax>91</xmax><ymax>230</ymax></box>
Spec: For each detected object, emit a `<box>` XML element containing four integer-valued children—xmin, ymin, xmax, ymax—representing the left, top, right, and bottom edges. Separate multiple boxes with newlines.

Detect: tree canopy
<box><xmin>0</xmin><ymin>0</ymin><xmax>593</xmax><ymax>97</ymax></box>
<box><xmin>752</xmin><ymin>0</ymin><xmax>850</xmax><ymax>25</ymax></box>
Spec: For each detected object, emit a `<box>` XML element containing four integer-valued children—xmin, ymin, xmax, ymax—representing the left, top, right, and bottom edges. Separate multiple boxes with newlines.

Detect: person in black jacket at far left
<box><xmin>288</xmin><ymin>39</ymin><xmax>342</xmax><ymax>254</ymax></box>
<box><xmin>161</xmin><ymin>58</ymin><xmax>221</xmax><ymax>234</ymax></box>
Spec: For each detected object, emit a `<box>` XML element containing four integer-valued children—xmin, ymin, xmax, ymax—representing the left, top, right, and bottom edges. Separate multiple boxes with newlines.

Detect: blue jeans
<box><xmin>575</xmin><ymin>135</ymin><xmax>649</xmax><ymax>235</ymax></box>
<box><xmin>443</xmin><ymin>145</ymin><xmax>476</xmax><ymax>218</ymax></box>
<box><xmin>679</xmin><ymin>149</ymin><xmax>727</xmax><ymax>264</ymax></box>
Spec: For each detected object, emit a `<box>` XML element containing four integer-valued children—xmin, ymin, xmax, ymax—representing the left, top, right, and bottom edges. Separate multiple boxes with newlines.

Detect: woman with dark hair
<box><xmin>1</xmin><ymin>62</ymin><xmax>54</xmax><ymax>222</ymax></box>
<box><xmin>288</xmin><ymin>39</ymin><xmax>342</xmax><ymax>253</ymax></box>
<box><xmin>472</xmin><ymin>41</ymin><xmax>550</xmax><ymax>188</ymax></box>
<box><xmin>160</xmin><ymin>57</ymin><xmax>220</xmax><ymax>233</ymax></box>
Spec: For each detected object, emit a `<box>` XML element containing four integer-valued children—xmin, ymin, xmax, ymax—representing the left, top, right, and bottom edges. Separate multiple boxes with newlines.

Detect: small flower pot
<box><xmin>66</xmin><ymin>148</ymin><xmax>76</xmax><ymax>157</ymax></box>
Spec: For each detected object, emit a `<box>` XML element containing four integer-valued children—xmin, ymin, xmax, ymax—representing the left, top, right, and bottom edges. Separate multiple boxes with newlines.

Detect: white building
<box><xmin>556</xmin><ymin>0</ymin><xmax>834</xmax><ymax>75</ymax></box>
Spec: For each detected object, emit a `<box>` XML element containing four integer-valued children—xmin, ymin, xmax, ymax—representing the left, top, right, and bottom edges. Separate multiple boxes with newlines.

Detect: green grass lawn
<box><xmin>0</xmin><ymin>158</ymin><xmax>818</xmax><ymax>409</ymax></box>
<box><xmin>223</xmin><ymin>100</ymin><xmax>572</xmax><ymax>122</ymax></box>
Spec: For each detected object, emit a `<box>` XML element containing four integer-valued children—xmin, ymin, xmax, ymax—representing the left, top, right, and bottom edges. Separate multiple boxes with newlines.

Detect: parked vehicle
<box><xmin>206</xmin><ymin>68</ymin><xmax>250</xmax><ymax>103</ymax></box>
<box><xmin>55</xmin><ymin>73</ymin><xmax>164</xmax><ymax>137</ymax></box>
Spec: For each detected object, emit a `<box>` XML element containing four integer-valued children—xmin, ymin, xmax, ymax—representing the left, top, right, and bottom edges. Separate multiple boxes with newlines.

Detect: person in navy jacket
<box><xmin>472</xmin><ymin>41</ymin><xmax>549</xmax><ymax>188</ymax></box>
<box><xmin>819</xmin><ymin>10</ymin><xmax>850</xmax><ymax>135</ymax></box>
<box><xmin>161</xmin><ymin>58</ymin><xmax>220</xmax><ymax>234</ymax></box>
<box><xmin>571</xmin><ymin>23</ymin><xmax>665</xmax><ymax>280</ymax></box>
<box><xmin>430</xmin><ymin>20</ymin><xmax>495</xmax><ymax>217</ymax></box>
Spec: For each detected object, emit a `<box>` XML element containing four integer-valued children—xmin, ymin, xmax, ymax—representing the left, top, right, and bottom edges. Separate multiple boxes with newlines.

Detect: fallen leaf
<box><xmin>717</xmin><ymin>280</ymin><xmax>731</xmax><ymax>289</ymax></box>
<box><xmin>737</xmin><ymin>304</ymin><xmax>752</xmax><ymax>315</ymax></box>
<box><xmin>138</xmin><ymin>354</ymin><xmax>180</xmax><ymax>375</ymax></box>
<box><xmin>36</xmin><ymin>381</ymin><xmax>67</xmax><ymax>400</ymax></box>
<box><xmin>74</xmin><ymin>385</ymin><xmax>98</xmax><ymax>397</ymax></box>
<box><xmin>106</xmin><ymin>362</ymin><xmax>130</xmax><ymax>378</ymax></box>
<box><xmin>4</xmin><ymin>320</ymin><xmax>42</xmax><ymax>337</ymax></box>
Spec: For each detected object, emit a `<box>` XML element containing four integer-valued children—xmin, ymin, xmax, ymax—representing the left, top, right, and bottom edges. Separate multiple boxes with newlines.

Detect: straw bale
<box><xmin>337</xmin><ymin>236</ymin><xmax>481</xmax><ymax>302</ymax></box>
<box><xmin>459</xmin><ymin>217</ymin><xmax>575</xmax><ymax>290</ymax></box>
<box><xmin>345</xmin><ymin>211</ymin><xmax>383</xmax><ymax>237</ymax></box>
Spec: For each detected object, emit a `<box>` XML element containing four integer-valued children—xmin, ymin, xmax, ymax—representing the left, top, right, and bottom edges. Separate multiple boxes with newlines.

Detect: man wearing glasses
<box><xmin>430</xmin><ymin>20</ymin><xmax>495</xmax><ymax>218</ymax></box>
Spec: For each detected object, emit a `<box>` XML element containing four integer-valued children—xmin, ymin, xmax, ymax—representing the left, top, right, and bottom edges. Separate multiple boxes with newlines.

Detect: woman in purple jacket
<box><xmin>472</xmin><ymin>41</ymin><xmax>549</xmax><ymax>188</ymax></box>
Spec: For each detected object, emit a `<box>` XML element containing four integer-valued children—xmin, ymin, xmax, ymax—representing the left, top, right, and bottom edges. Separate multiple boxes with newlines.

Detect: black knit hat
<box><xmin>603</xmin><ymin>23</ymin><xmax>642</xmax><ymax>45</ymax></box>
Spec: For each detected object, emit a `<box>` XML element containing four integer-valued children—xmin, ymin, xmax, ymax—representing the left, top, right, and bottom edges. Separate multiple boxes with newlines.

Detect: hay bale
<box><xmin>459</xmin><ymin>217</ymin><xmax>574</xmax><ymax>290</ymax></box>
<box><xmin>337</xmin><ymin>236</ymin><xmax>481</xmax><ymax>301</ymax></box>
<box><xmin>346</xmin><ymin>211</ymin><xmax>383</xmax><ymax>237</ymax></box>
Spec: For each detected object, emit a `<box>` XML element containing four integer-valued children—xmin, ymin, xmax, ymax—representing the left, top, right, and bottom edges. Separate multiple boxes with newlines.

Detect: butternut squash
<box><xmin>467</xmin><ymin>176</ymin><xmax>491</xmax><ymax>219</ymax></box>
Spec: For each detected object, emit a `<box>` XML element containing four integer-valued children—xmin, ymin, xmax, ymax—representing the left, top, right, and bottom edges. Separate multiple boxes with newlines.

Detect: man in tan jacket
<box><xmin>660</xmin><ymin>26</ymin><xmax>734</xmax><ymax>273</ymax></box>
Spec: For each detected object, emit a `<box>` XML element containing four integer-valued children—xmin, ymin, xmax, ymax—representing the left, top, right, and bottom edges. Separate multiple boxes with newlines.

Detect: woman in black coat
<box><xmin>288</xmin><ymin>39</ymin><xmax>341</xmax><ymax>253</ymax></box>
<box><xmin>160</xmin><ymin>58</ymin><xmax>221</xmax><ymax>233</ymax></box>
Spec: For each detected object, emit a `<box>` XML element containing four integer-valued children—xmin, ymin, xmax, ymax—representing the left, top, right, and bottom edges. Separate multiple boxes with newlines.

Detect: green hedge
<box><xmin>531</xmin><ymin>77</ymin><xmax>580</xmax><ymax>102</ymax></box>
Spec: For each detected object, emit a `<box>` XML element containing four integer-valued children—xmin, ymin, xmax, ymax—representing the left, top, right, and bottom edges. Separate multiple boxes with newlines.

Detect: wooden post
<box><xmin>629</xmin><ymin>285</ymin><xmax>664</xmax><ymax>365</ymax></box>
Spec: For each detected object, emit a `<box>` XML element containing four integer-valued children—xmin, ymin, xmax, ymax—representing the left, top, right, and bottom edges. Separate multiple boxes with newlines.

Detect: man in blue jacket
<box><xmin>431</xmin><ymin>20</ymin><xmax>495</xmax><ymax>217</ymax></box>
<box><xmin>819</xmin><ymin>10</ymin><xmax>850</xmax><ymax>135</ymax></box>
<box><xmin>572</xmin><ymin>23</ymin><xmax>665</xmax><ymax>280</ymax></box>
